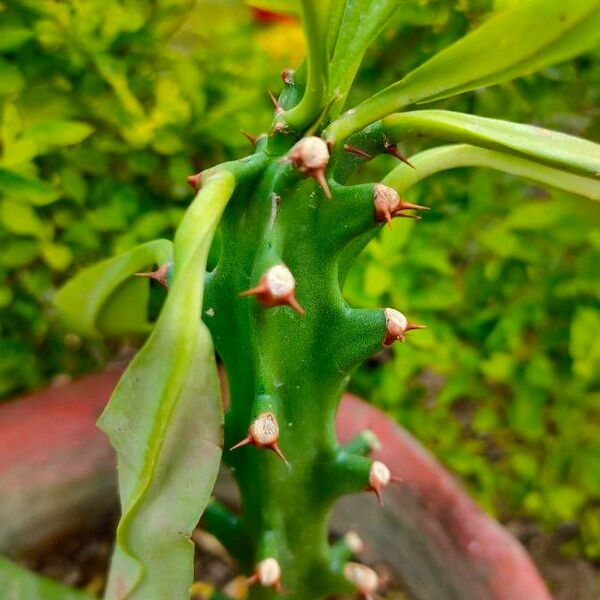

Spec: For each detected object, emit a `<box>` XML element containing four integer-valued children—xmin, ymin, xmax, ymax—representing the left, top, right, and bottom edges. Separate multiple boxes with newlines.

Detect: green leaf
<box><xmin>245</xmin><ymin>0</ymin><xmax>300</xmax><ymax>16</ymax></box>
<box><xmin>0</xmin><ymin>59</ymin><xmax>24</xmax><ymax>96</ymax></box>
<box><xmin>327</xmin><ymin>0</ymin><xmax>399</xmax><ymax>116</ymax></box>
<box><xmin>382</xmin><ymin>110</ymin><xmax>600</xmax><ymax>178</ymax></box>
<box><xmin>23</xmin><ymin>120</ymin><xmax>94</xmax><ymax>153</ymax></box>
<box><xmin>0</xmin><ymin>26</ymin><xmax>33</xmax><ymax>52</ymax></box>
<box><xmin>0</xmin><ymin>557</ymin><xmax>93</xmax><ymax>600</ymax></box>
<box><xmin>0</xmin><ymin>168</ymin><xmax>59</xmax><ymax>205</ymax></box>
<box><xmin>54</xmin><ymin>239</ymin><xmax>173</xmax><ymax>338</ymax></box>
<box><xmin>1</xmin><ymin>199</ymin><xmax>47</xmax><ymax>238</ymax></box>
<box><xmin>326</xmin><ymin>0</ymin><xmax>600</xmax><ymax>141</ymax></box>
<box><xmin>383</xmin><ymin>144</ymin><xmax>600</xmax><ymax>201</ymax></box>
<box><xmin>98</xmin><ymin>170</ymin><xmax>234</xmax><ymax>600</ymax></box>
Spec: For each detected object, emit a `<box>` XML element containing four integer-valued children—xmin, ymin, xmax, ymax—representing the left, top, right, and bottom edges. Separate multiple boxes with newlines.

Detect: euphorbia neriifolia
<box><xmin>56</xmin><ymin>1</ymin><xmax>600</xmax><ymax>598</ymax></box>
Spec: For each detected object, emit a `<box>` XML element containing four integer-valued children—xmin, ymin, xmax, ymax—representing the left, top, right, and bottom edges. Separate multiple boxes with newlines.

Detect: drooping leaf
<box><xmin>54</xmin><ymin>239</ymin><xmax>173</xmax><ymax>338</ymax></box>
<box><xmin>382</xmin><ymin>110</ymin><xmax>600</xmax><ymax>178</ymax></box>
<box><xmin>0</xmin><ymin>557</ymin><xmax>93</xmax><ymax>600</ymax></box>
<box><xmin>326</xmin><ymin>0</ymin><xmax>600</xmax><ymax>141</ymax></box>
<box><xmin>98</xmin><ymin>170</ymin><xmax>234</xmax><ymax>600</ymax></box>
<box><xmin>383</xmin><ymin>143</ymin><xmax>600</xmax><ymax>200</ymax></box>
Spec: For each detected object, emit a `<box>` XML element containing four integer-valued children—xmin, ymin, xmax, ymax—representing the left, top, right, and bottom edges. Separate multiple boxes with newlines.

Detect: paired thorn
<box><xmin>344</xmin><ymin>144</ymin><xmax>372</xmax><ymax>160</ymax></box>
<box><xmin>187</xmin><ymin>173</ymin><xmax>202</xmax><ymax>192</ymax></box>
<box><xmin>282</xmin><ymin>136</ymin><xmax>331</xmax><ymax>199</ymax></box>
<box><xmin>383</xmin><ymin>135</ymin><xmax>415</xmax><ymax>168</ymax></box>
<box><xmin>343</xmin><ymin>562</ymin><xmax>379</xmax><ymax>600</ymax></box>
<box><xmin>383</xmin><ymin>308</ymin><xmax>426</xmax><ymax>346</ymax></box>
<box><xmin>134</xmin><ymin>263</ymin><xmax>171</xmax><ymax>288</ymax></box>
<box><xmin>247</xmin><ymin>558</ymin><xmax>284</xmax><ymax>593</ymax></box>
<box><xmin>268</xmin><ymin>89</ymin><xmax>284</xmax><ymax>116</ymax></box>
<box><xmin>230</xmin><ymin>412</ymin><xmax>289</xmax><ymax>465</ymax></box>
<box><xmin>239</xmin><ymin>264</ymin><xmax>305</xmax><ymax>315</ymax></box>
<box><xmin>374</xmin><ymin>184</ymin><xmax>429</xmax><ymax>228</ymax></box>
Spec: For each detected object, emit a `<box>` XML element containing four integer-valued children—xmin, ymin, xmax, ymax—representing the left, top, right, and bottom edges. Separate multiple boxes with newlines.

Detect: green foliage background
<box><xmin>1</xmin><ymin>0</ymin><xmax>599</xmax><ymax>569</ymax></box>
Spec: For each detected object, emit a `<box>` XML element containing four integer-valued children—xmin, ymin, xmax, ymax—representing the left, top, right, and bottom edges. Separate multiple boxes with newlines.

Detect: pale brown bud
<box><xmin>240</xmin><ymin>264</ymin><xmax>305</xmax><ymax>315</ymax></box>
<box><xmin>283</xmin><ymin>137</ymin><xmax>331</xmax><ymax>198</ymax></box>
<box><xmin>230</xmin><ymin>412</ymin><xmax>289</xmax><ymax>465</ymax></box>
<box><xmin>374</xmin><ymin>184</ymin><xmax>428</xmax><ymax>227</ymax></box>
<box><xmin>247</xmin><ymin>558</ymin><xmax>283</xmax><ymax>592</ymax></box>
<box><xmin>343</xmin><ymin>562</ymin><xmax>379</xmax><ymax>600</ymax></box>
<box><xmin>383</xmin><ymin>308</ymin><xmax>425</xmax><ymax>346</ymax></box>
<box><xmin>344</xmin><ymin>531</ymin><xmax>366</xmax><ymax>554</ymax></box>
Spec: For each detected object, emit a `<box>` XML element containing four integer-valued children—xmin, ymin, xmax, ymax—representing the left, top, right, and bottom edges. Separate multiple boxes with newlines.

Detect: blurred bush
<box><xmin>0</xmin><ymin>0</ymin><xmax>301</xmax><ymax>396</ymax></box>
<box><xmin>1</xmin><ymin>0</ymin><xmax>599</xmax><ymax>567</ymax></box>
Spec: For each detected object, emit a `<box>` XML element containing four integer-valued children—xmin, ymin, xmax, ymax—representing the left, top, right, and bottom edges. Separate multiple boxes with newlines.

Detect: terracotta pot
<box><xmin>0</xmin><ymin>369</ymin><xmax>550</xmax><ymax>599</ymax></box>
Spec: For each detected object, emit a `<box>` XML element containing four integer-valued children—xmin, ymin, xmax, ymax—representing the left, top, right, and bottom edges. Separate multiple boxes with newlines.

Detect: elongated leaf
<box><xmin>326</xmin><ymin>0</ymin><xmax>600</xmax><ymax>141</ymax></box>
<box><xmin>327</xmin><ymin>0</ymin><xmax>399</xmax><ymax>116</ymax></box>
<box><xmin>99</xmin><ymin>170</ymin><xmax>234</xmax><ymax>600</ymax></box>
<box><xmin>0</xmin><ymin>557</ymin><xmax>92</xmax><ymax>600</ymax></box>
<box><xmin>383</xmin><ymin>110</ymin><xmax>600</xmax><ymax>178</ymax></box>
<box><xmin>245</xmin><ymin>0</ymin><xmax>300</xmax><ymax>16</ymax></box>
<box><xmin>54</xmin><ymin>239</ymin><xmax>173</xmax><ymax>338</ymax></box>
<box><xmin>382</xmin><ymin>143</ymin><xmax>600</xmax><ymax>200</ymax></box>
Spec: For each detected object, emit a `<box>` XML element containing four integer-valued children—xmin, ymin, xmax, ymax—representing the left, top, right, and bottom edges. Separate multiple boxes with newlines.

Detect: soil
<box><xmin>17</xmin><ymin>512</ymin><xmax>599</xmax><ymax>600</ymax></box>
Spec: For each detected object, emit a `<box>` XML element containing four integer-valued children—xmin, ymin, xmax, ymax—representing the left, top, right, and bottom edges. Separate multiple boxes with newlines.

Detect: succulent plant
<box><xmin>55</xmin><ymin>1</ymin><xmax>600</xmax><ymax>598</ymax></box>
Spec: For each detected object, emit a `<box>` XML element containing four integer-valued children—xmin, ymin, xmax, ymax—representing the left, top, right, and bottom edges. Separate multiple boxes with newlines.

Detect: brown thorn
<box><xmin>391</xmin><ymin>475</ymin><xmax>404</xmax><ymax>483</ymax></box>
<box><xmin>405</xmin><ymin>323</ymin><xmax>426</xmax><ymax>331</ymax></box>
<box><xmin>134</xmin><ymin>264</ymin><xmax>169</xmax><ymax>288</ymax></box>
<box><xmin>270</xmin><ymin>442</ymin><xmax>290</xmax><ymax>466</ymax></box>
<box><xmin>239</xmin><ymin>282</ymin><xmax>268</xmax><ymax>298</ymax></box>
<box><xmin>396</xmin><ymin>213</ymin><xmax>421</xmax><ymax>220</ymax></box>
<box><xmin>230</xmin><ymin>436</ymin><xmax>253</xmax><ymax>451</ymax></box>
<box><xmin>383</xmin><ymin>135</ymin><xmax>415</xmax><ymax>169</ymax></box>
<box><xmin>396</xmin><ymin>200</ymin><xmax>429</xmax><ymax>212</ymax></box>
<box><xmin>373</xmin><ymin>489</ymin><xmax>384</xmax><ymax>506</ymax></box>
<box><xmin>268</xmin><ymin>89</ymin><xmax>284</xmax><ymax>115</ymax></box>
<box><xmin>241</xmin><ymin>131</ymin><xmax>258</xmax><ymax>145</ymax></box>
<box><xmin>343</xmin><ymin>144</ymin><xmax>372</xmax><ymax>160</ymax></box>
<box><xmin>246</xmin><ymin>574</ymin><xmax>258</xmax><ymax>586</ymax></box>
<box><xmin>311</xmin><ymin>169</ymin><xmax>332</xmax><ymax>199</ymax></box>
<box><xmin>286</xmin><ymin>295</ymin><xmax>306</xmax><ymax>316</ymax></box>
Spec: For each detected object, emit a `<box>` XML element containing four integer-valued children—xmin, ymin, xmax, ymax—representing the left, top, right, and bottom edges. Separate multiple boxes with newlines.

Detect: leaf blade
<box><xmin>98</xmin><ymin>171</ymin><xmax>235</xmax><ymax>600</ymax></box>
<box><xmin>326</xmin><ymin>0</ymin><xmax>600</xmax><ymax>141</ymax></box>
<box><xmin>382</xmin><ymin>110</ymin><xmax>600</xmax><ymax>178</ymax></box>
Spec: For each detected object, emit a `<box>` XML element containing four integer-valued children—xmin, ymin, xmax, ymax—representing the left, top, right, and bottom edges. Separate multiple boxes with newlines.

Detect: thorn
<box><xmin>268</xmin><ymin>89</ymin><xmax>284</xmax><ymax>115</ymax></box>
<box><xmin>241</xmin><ymin>131</ymin><xmax>258</xmax><ymax>145</ymax></box>
<box><xmin>367</xmin><ymin>461</ymin><xmax>391</xmax><ymax>504</ymax></box>
<box><xmin>312</xmin><ymin>168</ymin><xmax>332</xmax><ymax>199</ymax></box>
<box><xmin>283</xmin><ymin>137</ymin><xmax>331</xmax><ymax>199</ymax></box>
<box><xmin>187</xmin><ymin>173</ymin><xmax>201</xmax><ymax>191</ymax></box>
<box><xmin>344</xmin><ymin>144</ymin><xmax>372</xmax><ymax>160</ymax></box>
<box><xmin>230</xmin><ymin>435</ymin><xmax>252</xmax><ymax>451</ymax></box>
<box><xmin>383</xmin><ymin>135</ymin><xmax>415</xmax><ymax>168</ymax></box>
<box><xmin>239</xmin><ymin>264</ymin><xmax>305</xmax><ymax>315</ymax></box>
<box><xmin>343</xmin><ymin>562</ymin><xmax>379</xmax><ymax>600</ymax></box>
<box><xmin>134</xmin><ymin>263</ymin><xmax>171</xmax><ymax>288</ymax></box>
<box><xmin>374</xmin><ymin>184</ymin><xmax>429</xmax><ymax>226</ymax></box>
<box><xmin>280</xmin><ymin>68</ymin><xmax>294</xmax><ymax>85</ymax></box>
<box><xmin>230</xmin><ymin>412</ymin><xmax>289</xmax><ymax>465</ymax></box>
<box><xmin>270</xmin><ymin>442</ymin><xmax>290</xmax><ymax>466</ymax></box>
<box><xmin>383</xmin><ymin>308</ymin><xmax>424</xmax><ymax>346</ymax></box>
